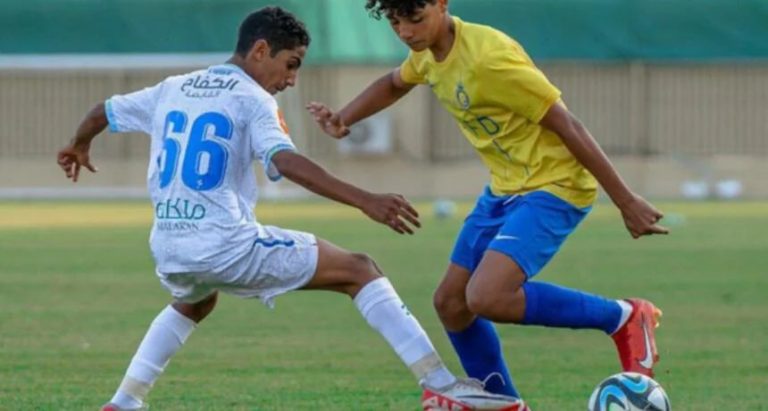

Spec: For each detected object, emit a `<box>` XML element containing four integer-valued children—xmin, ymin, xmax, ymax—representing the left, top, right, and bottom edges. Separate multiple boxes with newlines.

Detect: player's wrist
<box><xmin>70</xmin><ymin>137</ymin><xmax>92</xmax><ymax>150</ymax></box>
<box><xmin>611</xmin><ymin>191</ymin><xmax>638</xmax><ymax>209</ymax></box>
<box><xmin>354</xmin><ymin>191</ymin><xmax>374</xmax><ymax>209</ymax></box>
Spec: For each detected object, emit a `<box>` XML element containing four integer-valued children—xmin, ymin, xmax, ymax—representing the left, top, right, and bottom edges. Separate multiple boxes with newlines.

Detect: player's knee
<box><xmin>465</xmin><ymin>287</ymin><xmax>496</xmax><ymax>317</ymax></box>
<box><xmin>433</xmin><ymin>286</ymin><xmax>463</xmax><ymax>318</ymax></box>
<box><xmin>345</xmin><ymin>252</ymin><xmax>382</xmax><ymax>286</ymax></box>
<box><xmin>174</xmin><ymin>292</ymin><xmax>218</xmax><ymax>323</ymax></box>
<box><xmin>348</xmin><ymin>252</ymin><xmax>380</xmax><ymax>275</ymax></box>
<box><xmin>197</xmin><ymin>292</ymin><xmax>219</xmax><ymax>316</ymax></box>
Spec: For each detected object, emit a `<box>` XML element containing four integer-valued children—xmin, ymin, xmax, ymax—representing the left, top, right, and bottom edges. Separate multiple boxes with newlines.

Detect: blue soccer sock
<box><xmin>447</xmin><ymin>317</ymin><xmax>519</xmax><ymax>397</ymax></box>
<box><xmin>521</xmin><ymin>281</ymin><xmax>622</xmax><ymax>334</ymax></box>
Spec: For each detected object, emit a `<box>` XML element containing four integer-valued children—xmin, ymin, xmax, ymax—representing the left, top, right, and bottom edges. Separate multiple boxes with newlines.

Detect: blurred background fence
<box><xmin>1</xmin><ymin>0</ymin><xmax>766</xmax><ymax>199</ymax></box>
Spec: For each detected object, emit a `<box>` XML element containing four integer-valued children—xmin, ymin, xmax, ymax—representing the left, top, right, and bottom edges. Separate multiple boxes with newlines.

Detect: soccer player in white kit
<box><xmin>56</xmin><ymin>6</ymin><xmax>525</xmax><ymax>411</ymax></box>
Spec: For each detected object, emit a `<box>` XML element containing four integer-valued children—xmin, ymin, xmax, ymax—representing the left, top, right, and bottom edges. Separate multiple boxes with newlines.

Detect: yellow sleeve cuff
<box><xmin>530</xmin><ymin>87</ymin><xmax>562</xmax><ymax>124</ymax></box>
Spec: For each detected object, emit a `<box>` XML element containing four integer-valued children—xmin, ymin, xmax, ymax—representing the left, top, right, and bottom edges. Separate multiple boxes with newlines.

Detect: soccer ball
<box><xmin>432</xmin><ymin>199</ymin><xmax>457</xmax><ymax>219</ymax></box>
<box><xmin>588</xmin><ymin>372</ymin><xmax>670</xmax><ymax>411</ymax></box>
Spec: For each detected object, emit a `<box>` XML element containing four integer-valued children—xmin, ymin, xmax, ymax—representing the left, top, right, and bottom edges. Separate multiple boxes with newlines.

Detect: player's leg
<box><xmin>465</xmin><ymin>191</ymin><xmax>660</xmax><ymax>375</ymax></box>
<box><xmin>104</xmin><ymin>290</ymin><xmax>219</xmax><ymax>411</ymax></box>
<box><xmin>302</xmin><ymin>238</ymin><xmax>457</xmax><ymax>388</ymax></box>
<box><xmin>467</xmin><ymin>250</ymin><xmax>625</xmax><ymax>331</ymax></box>
<box><xmin>434</xmin><ymin>263</ymin><xmax>519</xmax><ymax>398</ymax></box>
<box><xmin>432</xmin><ymin>186</ymin><xmax>521</xmax><ymax>397</ymax></box>
<box><xmin>469</xmin><ymin>250</ymin><xmax>660</xmax><ymax>377</ymax></box>
<box><xmin>184</xmin><ymin>225</ymin><xmax>522</xmax><ymax>409</ymax></box>
<box><xmin>304</xmin><ymin>238</ymin><xmax>524</xmax><ymax>410</ymax></box>
<box><xmin>466</xmin><ymin>191</ymin><xmax>624</xmax><ymax>328</ymax></box>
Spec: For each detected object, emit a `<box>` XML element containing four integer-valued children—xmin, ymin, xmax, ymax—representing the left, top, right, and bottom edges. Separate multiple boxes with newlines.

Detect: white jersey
<box><xmin>106</xmin><ymin>64</ymin><xmax>296</xmax><ymax>273</ymax></box>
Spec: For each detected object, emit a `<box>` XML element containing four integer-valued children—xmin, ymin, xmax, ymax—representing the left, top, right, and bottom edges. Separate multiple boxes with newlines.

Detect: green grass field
<box><xmin>1</xmin><ymin>201</ymin><xmax>766</xmax><ymax>410</ymax></box>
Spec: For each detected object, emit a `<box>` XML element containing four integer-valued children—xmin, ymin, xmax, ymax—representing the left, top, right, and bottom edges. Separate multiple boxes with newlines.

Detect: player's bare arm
<box><xmin>56</xmin><ymin>102</ymin><xmax>107</xmax><ymax>182</ymax></box>
<box><xmin>271</xmin><ymin>150</ymin><xmax>420</xmax><ymax>234</ymax></box>
<box><xmin>540</xmin><ymin>103</ymin><xmax>669</xmax><ymax>239</ymax></box>
<box><xmin>306</xmin><ymin>68</ymin><xmax>415</xmax><ymax>138</ymax></box>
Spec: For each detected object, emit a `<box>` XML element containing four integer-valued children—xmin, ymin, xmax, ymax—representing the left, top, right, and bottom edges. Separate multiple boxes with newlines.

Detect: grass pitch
<box><xmin>0</xmin><ymin>201</ymin><xmax>766</xmax><ymax>410</ymax></box>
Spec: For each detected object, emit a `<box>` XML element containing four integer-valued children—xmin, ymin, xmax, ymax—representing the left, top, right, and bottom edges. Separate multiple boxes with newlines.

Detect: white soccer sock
<box><xmin>110</xmin><ymin>305</ymin><xmax>197</xmax><ymax>408</ymax></box>
<box><xmin>613</xmin><ymin>300</ymin><xmax>634</xmax><ymax>334</ymax></box>
<box><xmin>354</xmin><ymin>277</ymin><xmax>457</xmax><ymax>389</ymax></box>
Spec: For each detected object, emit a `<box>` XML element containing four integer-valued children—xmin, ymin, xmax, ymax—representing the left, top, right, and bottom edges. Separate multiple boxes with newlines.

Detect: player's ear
<box><xmin>247</xmin><ymin>39</ymin><xmax>271</xmax><ymax>62</ymax></box>
<box><xmin>438</xmin><ymin>0</ymin><xmax>448</xmax><ymax>12</ymax></box>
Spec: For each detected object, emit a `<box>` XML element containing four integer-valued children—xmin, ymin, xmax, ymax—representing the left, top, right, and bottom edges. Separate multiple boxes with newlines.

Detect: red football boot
<box><xmin>611</xmin><ymin>298</ymin><xmax>663</xmax><ymax>377</ymax></box>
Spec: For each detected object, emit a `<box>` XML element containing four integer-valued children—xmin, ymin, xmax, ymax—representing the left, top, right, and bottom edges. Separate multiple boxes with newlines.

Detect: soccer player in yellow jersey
<box><xmin>308</xmin><ymin>0</ymin><xmax>668</xmax><ymax>404</ymax></box>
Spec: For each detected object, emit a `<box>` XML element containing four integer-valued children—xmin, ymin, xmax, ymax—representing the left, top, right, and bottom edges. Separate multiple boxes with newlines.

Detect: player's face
<box><xmin>252</xmin><ymin>45</ymin><xmax>306</xmax><ymax>95</ymax></box>
<box><xmin>385</xmin><ymin>1</ymin><xmax>447</xmax><ymax>51</ymax></box>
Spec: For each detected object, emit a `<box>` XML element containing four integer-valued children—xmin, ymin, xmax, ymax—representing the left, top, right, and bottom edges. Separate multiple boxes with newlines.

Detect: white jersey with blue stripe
<box><xmin>105</xmin><ymin>64</ymin><xmax>296</xmax><ymax>273</ymax></box>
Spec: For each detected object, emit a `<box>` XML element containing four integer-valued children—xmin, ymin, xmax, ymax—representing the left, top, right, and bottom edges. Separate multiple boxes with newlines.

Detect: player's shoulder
<box><xmin>208</xmin><ymin>64</ymin><xmax>277</xmax><ymax>114</ymax></box>
<box><xmin>211</xmin><ymin>65</ymin><xmax>273</xmax><ymax>102</ymax></box>
<box><xmin>461</xmin><ymin>18</ymin><xmax>526</xmax><ymax>58</ymax></box>
<box><xmin>231</xmin><ymin>87</ymin><xmax>280</xmax><ymax>128</ymax></box>
<box><xmin>461</xmin><ymin>19</ymin><xmax>505</xmax><ymax>38</ymax></box>
<box><xmin>234</xmin><ymin>82</ymin><xmax>277</xmax><ymax>113</ymax></box>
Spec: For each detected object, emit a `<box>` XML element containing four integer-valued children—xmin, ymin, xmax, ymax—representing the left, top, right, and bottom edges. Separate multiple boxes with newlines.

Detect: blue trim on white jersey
<box><xmin>252</xmin><ymin>237</ymin><xmax>296</xmax><ymax>248</ymax></box>
<box><xmin>207</xmin><ymin>65</ymin><xmax>234</xmax><ymax>75</ymax></box>
<box><xmin>264</xmin><ymin>144</ymin><xmax>296</xmax><ymax>182</ymax></box>
<box><xmin>104</xmin><ymin>99</ymin><xmax>120</xmax><ymax>133</ymax></box>
<box><xmin>209</xmin><ymin>63</ymin><xmax>256</xmax><ymax>86</ymax></box>
<box><xmin>220</xmin><ymin>63</ymin><xmax>248</xmax><ymax>77</ymax></box>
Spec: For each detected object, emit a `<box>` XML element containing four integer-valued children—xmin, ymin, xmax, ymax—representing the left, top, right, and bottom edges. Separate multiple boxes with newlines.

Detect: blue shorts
<box><xmin>450</xmin><ymin>188</ymin><xmax>591</xmax><ymax>278</ymax></box>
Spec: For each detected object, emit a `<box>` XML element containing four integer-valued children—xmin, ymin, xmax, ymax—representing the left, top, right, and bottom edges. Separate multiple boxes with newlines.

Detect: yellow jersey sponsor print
<box><xmin>400</xmin><ymin>17</ymin><xmax>597</xmax><ymax>207</ymax></box>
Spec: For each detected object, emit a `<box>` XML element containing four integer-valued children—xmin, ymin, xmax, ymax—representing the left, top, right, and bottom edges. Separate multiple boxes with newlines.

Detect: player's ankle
<box><xmin>611</xmin><ymin>300</ymin><xmax>633</xmax><ymax>334</ymax></box>
<box><xmin>421</xmin><ymin>366</ymin><xmax>457</xmax><ymax>390</ymax></box>
<box><xmin>110</xmin><ymin>391</ymin><xmax>143</xmax><ymax>410</ymax></box>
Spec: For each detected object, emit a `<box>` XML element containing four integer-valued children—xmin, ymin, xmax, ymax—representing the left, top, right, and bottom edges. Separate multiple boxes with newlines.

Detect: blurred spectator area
<box><xmin>1</xmin><ymin>0</ymin><xmax>766</xmax><ymax>199</ymax></box>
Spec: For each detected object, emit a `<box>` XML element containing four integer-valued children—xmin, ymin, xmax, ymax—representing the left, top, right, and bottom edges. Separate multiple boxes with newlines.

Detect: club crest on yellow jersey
<box><xmin>455</xmin><ymin>81</ymin><xmax>471</xmax><ymax>110</ymax></box>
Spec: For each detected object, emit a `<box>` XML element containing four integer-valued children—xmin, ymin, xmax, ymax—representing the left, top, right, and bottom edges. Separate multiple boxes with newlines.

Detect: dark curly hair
<box><xmin>365</xmin><ymin>0</ymin><xmax>438</xmax><ymax>19</ymax></box>
<box><xmin>235</xmin><ymin>6</ymin><xmax>311</xmax><ymax>57</ymax></box>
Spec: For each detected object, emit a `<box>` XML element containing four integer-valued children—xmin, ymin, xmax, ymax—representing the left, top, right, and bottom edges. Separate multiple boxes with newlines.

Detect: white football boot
<box><xmin>100</xmin><ymin>403</ymin><xmax>148</xmax><ymax>411</ymax></box>
<box><xmin>421</xmin><ymin>378</ymin><xmax>531</xmax><ymax>411</ymax></box>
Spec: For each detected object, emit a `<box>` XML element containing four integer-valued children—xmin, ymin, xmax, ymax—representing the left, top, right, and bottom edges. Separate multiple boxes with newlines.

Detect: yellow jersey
<box><xmin>399</xmin><ymin>17</ymin><xmax>597</xmax><ymax>207</ymax></box>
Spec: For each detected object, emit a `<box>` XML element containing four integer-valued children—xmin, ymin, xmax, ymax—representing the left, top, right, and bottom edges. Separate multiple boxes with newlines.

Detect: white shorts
<box><xmin>156</xmin><ymin>225</ymin><xmax>318</xmax><ymax>308</ymax></box>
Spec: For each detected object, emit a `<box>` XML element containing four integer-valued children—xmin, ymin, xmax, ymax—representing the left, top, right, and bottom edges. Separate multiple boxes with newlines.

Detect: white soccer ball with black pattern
<box><xmin>588</xmin><ymin>372</ymin><xmax>670</xmax><ymax>411</ymax></box>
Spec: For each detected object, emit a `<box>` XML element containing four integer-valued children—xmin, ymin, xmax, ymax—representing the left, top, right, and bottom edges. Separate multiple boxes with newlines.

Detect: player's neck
<box><xmin>226</xmin><ymin>55</ymin><xmax>254</xmax><ymax>80</ymax></box>
<box><xmin>429</xmin><ymin>15</ymin><xmax>456</xmax><ymax>62</ymax></box>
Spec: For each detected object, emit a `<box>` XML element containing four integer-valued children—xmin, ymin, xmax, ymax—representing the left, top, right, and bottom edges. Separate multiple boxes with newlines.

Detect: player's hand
<box><xmin>618</xmin><ymin>194</ymin><xmax>669</xmax><ymax>238</ymax></box>
<box><xmin>306</xmin><ymin>101</ymin><xmax>350</xmax><ymax>139</ymax></box>
<box><xmin>360</xmin><ymin>193</ymin><xmax>421</xmax><ymax>235</ymax></box>
<box><xmin>56</xmin><ymin>141</ymin><xmax>98</xmax><ymax>182</ymax></box>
